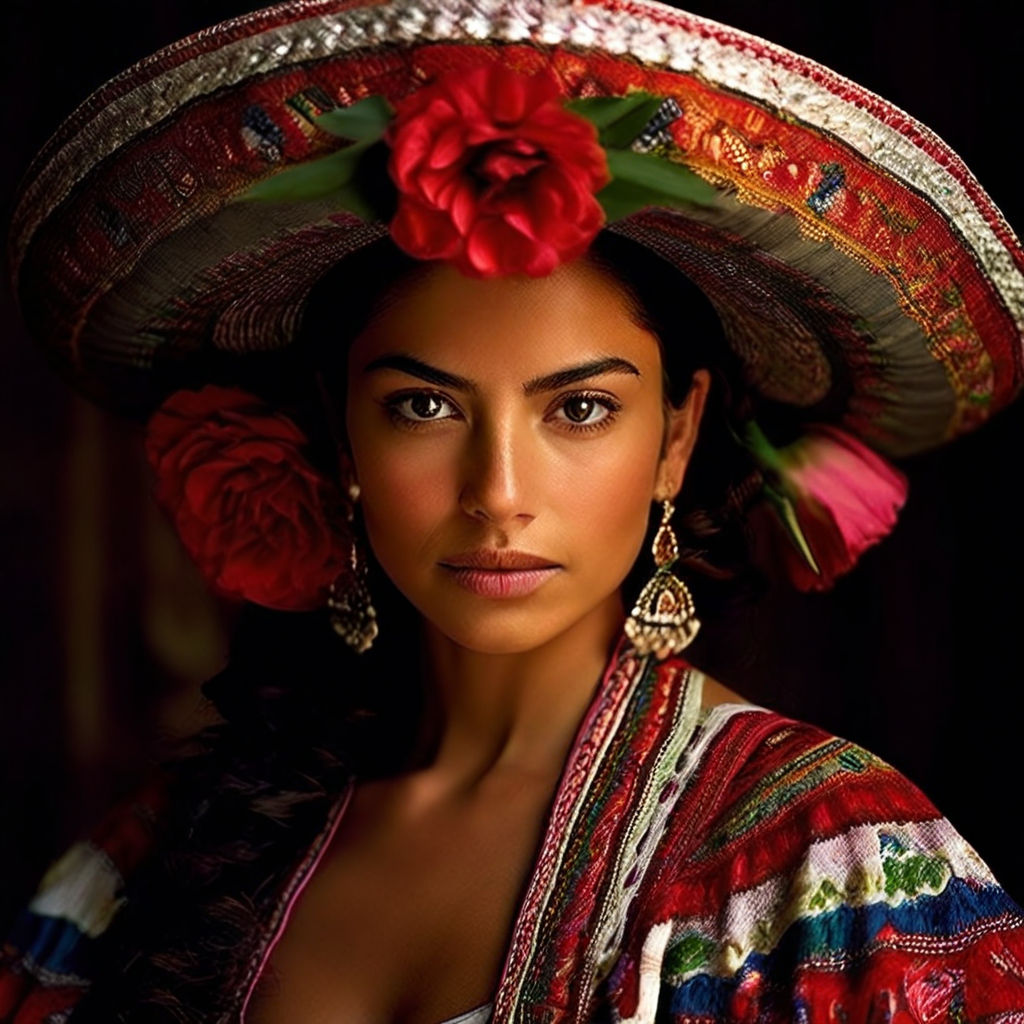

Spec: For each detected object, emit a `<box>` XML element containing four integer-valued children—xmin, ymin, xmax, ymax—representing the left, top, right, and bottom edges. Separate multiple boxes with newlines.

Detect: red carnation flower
<box><xmin>144</xmin><ymin>385</ymin><xmax>354</xmax><ymax>610</ymax></box>
<box><xmin>385</xmin><ymin>63</ymin><xmax>610</xmax><ymax>278</ymax></box>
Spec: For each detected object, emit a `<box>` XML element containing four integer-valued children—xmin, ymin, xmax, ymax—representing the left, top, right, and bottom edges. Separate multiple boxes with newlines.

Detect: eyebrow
<box><xmin>361</xmin><ymin>354</ymin><xmax>641</xmax><ymax>395</ymax></box>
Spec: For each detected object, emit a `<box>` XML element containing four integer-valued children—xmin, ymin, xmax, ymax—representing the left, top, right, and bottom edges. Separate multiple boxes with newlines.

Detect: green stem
<box><xmin>739</xmin><ymin>419</ymin><xmax>784</xmax><ymax>473</ymax></box>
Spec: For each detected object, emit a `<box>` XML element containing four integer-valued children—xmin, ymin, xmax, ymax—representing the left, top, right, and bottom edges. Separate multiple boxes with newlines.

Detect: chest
<box><xmin>243</xmin><ymin>774</ymin><xmax>556</xmax><ymax>1024</ymax></box>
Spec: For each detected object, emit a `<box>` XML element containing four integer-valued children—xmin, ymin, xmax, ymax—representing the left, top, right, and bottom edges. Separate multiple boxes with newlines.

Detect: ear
<box><xmin>654</xmin><ymin>369</ymin><xmax>711</xmax><ymax>502</ymax></box>
<box><xmin>337</xmin><ymin>444</ymin><xmax>360</xmax><ymax>491</ymax></box>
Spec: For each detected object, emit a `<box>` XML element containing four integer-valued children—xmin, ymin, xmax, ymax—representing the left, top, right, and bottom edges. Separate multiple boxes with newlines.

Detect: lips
<box><xmin>438</xmin><ymin>549</ymin><xmax>563</xmax><ymax>599</ymax></box>
<box><xmin>438</xmin><ymin>549</ymin><xmax>560</xmax><ymax>571</ymax></box>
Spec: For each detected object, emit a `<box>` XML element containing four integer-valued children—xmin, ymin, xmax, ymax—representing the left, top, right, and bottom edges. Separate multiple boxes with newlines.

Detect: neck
<box><xmin>407</xmin><ymin>592</ymin><xmax>626</xmax><ymax>790</ymax></box>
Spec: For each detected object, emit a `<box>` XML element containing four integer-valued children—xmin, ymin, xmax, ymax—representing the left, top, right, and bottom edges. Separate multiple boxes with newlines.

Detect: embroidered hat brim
<box><xmin>9</xmin><ymin>0</ymin><xmax>1024</xmax><ymax>457</ymax></box>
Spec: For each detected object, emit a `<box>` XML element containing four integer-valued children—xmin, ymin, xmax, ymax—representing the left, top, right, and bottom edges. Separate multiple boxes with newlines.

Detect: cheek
<box><xmin>361</xmin><ymin>452</ymin><xmax>446</xmax><ymax>509</ymax></box>
<box><xmin>347</xmin><ymin>398</ymin><xmax>446</xmax><ymax>509</ymax></box>
<box><xmin>554</xmin><ymin>423</ymin><xmax>663</xmax><ymax>567</ymax></box>
<box><xmin>357</xmin><ymin>449</ymin><xmax>452</xmax><ymax>551</ymax></box>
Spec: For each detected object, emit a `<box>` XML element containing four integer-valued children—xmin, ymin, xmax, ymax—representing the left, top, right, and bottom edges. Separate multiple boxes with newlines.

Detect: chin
<box><xmin>417</xmin><ymin>591</ymin><xmax>626</xmax><ymax>656</ymax></box>
<box><xmin>426</xmin><ymin>613</ymin><xmax>567</xmax><ymax>655</ymax></box>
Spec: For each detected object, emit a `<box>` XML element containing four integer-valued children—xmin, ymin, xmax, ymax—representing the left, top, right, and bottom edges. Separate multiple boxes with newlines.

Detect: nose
<box><xmin>458</xmin><ymin>410</ymin><xmax>535</xmax><ymax>526</ymax></box>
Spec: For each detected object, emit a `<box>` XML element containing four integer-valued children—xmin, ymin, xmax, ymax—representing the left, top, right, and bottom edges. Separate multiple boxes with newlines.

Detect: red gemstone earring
<box><xmin>624</xmin><ymin>499</ymin><xmax>700</xmax><ymax>659</ymax></box>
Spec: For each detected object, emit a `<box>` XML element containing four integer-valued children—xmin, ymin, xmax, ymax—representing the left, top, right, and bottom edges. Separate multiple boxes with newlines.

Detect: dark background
<box><xmin>3</xmin><ymin>0</ymin><xmax>1023</xmax><ymax>931</ymax></box>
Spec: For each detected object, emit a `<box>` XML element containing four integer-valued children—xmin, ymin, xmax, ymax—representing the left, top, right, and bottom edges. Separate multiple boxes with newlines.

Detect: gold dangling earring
<box><xmin>327</xmin><ymin>474</ymin><xmax>378</xmax><ymax>654</ymax></box>
<box><xmin>624</xmin><ymin>499</ymin><xmax>700</xmax><ymax>659</ymax></box>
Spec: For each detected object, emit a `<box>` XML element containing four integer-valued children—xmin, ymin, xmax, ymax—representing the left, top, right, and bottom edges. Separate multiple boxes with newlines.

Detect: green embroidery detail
<box><xmin>836</xmin><ymin>749</ymin><xmax>867</xmax><ymax>772</ymax></box>
<box><xmin>701</xmin><ymin>740</ymin><xmax>885</xmax><ymax>854</ymax></box>
<box><xmin>881</xmin><ymin>834</ymin><xmax>950</xmax><ymax>898</ymax></box>
<box><xmin>664</xmin><ymin>932</ymin><xmax>717</xmax><ymax>975</ymax></box>
<box><xmin>808</xmin><ymin>877</ymin><xmax>844</xmax><ymax>911</ymax></box>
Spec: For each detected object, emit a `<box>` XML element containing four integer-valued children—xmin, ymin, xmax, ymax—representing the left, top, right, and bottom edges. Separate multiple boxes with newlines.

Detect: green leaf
<box><xmin>596</xmin><ymin>150</ymin><xmax>717</xmax><ymax>220</ymax></box>
<box><xmin>762</xmin><ymin>483</ymin><xmax>821</xmax><ymax>575</ymax></box>
<box><xmin>739</xmin><ymin>419</ymin><xmax>784</xmax><ymax>473</ymax></box>
<box><xmin>298</xmin><ymin>181</ymin><xmax>382</xmax><ymax>222</ymax></box>
<box><xmin>604</xmin><ymin>149</ymin><xmax>716</xmax><ymax>207</ymax></box>
<box><xmin>599</xmin><ymin>96</ymin><xmax>665</xmax><ymax>149</ymax></box>
<box><xmin>236</xmin><ymin>139</ymin><xmax>375</xmax><ymax>203</ymax></box>
<box><xmin>595</xmin><ymin>177</ymin><xmax>667</xmax><ymax>222</ymax></box>
<box><xmin>664</xmin><ymin>933</ymin><xmax>717</xmax><ymax>976</ymax></box>
<box><xmin>565</xmin><ymin>95</ymin><xmax>649</xmax><ymax>130</ymax></box>
<box><xmin>314</xmin><ymin>96</ymin><xmax>394</xmax><ymax>141</ymax></box>
<box><xmin>565</xmin><ymin>91</ymin><xmax>663</xmax><ymax>147</ymax></box>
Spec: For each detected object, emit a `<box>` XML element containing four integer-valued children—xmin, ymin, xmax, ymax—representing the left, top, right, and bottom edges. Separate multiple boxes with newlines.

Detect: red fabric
<box><xmin>789</xmin><ymin>936</ymin><xmax>1024</xmax><ymax>1022</ymax></box>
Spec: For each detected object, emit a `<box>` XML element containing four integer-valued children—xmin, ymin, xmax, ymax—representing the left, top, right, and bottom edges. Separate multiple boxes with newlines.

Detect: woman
<box><xmin>240</xmin><ymin>233</ymin><xmax>732</xmax><ymax>1023</ymax></box>
<box><xmin>3</xmin><ymin>0</ymin><xmax>1024</xmax><ymax>1021</ymax></box>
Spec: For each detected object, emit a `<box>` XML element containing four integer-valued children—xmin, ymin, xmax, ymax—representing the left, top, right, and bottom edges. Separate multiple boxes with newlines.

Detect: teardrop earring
<box><xmin>327</xmin><ymin>537</ymin><xmax>378</xmax><ymax>654</ymax></box>
<box><xmin>326</xmin><ymin>470</ymin><xmax>378</xmax><ymax>654</ymax></box>
<box><xmin>624</xmin><ymin>499</ymin><xmax>700</xmax><ymax>659</ymax></box>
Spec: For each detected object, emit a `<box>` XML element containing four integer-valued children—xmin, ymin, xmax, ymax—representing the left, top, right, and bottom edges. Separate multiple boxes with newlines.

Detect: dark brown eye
<box><xmin>563</xmin><ymin>395</ymin><xmax>598</xmax><ymax>422</ymax></box>
<box><xmin>386</xmin><ymin>391</ymin><xmax>458</xmax><ymax>426</ymax></box>
<box><xmin>409</xmin><ymin>393</ymin><xmax>446</xmax><ymax>419</ymax></box>
<box><xmin>561</xmin><ymin>391</ymin><xmax>606</xmax><ymax>423</ymax></box>
<box><xmin>550</xmin><ymin>392</ymin><xmax>621</xmax><ymax>432</ymax></box>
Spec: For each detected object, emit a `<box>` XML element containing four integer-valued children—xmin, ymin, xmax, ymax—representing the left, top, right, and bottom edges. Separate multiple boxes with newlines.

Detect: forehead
<box><xmin>347</xmin><ymin>258</ymin><xmax>665</xmax><ymax>380</ymax></box>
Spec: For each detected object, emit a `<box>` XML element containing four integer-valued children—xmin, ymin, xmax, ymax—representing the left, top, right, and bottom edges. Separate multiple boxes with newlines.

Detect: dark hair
<box><xmin>70</xmin><ymin>232</ymin><xmax>767</xmax><ymax>1021</ymax></box>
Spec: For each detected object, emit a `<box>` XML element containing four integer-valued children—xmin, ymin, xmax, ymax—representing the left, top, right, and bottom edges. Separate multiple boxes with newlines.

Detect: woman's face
<box><xmin>342</xmin><ymin>258</ymin><xmax>709</xmax><ymax>654</ymax></box>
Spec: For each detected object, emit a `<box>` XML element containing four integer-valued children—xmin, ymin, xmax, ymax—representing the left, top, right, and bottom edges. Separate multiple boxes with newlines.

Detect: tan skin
<box><xmin>247</xmin><ymin>259</ymin><xmax>750</xmax><ymax>1024</ymax></box>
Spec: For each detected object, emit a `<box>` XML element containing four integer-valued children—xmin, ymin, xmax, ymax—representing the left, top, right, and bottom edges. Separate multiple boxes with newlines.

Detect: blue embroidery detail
<box><xmin>807</xmin><ymin>162</ymin><xmax>845</xmax><ymax>216</ymax></box>
<box><xmin>665</xmin><ymin>878</ymin><xmax>1019</xmax><ymax>1013</ymax></box>
<box><xmin>242</xmin><ymin>105</ymin><xmax>286</xmax><ymax>161</ymax></box>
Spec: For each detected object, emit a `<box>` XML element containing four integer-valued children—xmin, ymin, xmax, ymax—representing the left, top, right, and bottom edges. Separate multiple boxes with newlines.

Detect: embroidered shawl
<box><xmin>3</xmin><ymin>634</ymin><xmax>1023</xmax><ymax>1022</ymax></box>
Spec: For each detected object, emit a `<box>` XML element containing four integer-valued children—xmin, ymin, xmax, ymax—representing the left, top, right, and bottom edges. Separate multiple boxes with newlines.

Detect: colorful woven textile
<box><xmin>0</xmin><ymin>776</ymin><xmax>170</xmax><ymax>1023</ymax></box>
<box><xmin>10</xmin><ymin>0</ymin><xmax>1024</xmax><ymax>458</ymax></box>
<box><xmin>3</xmin><ymin>633</ymin><xmax>1023</xmax><ymax>1022</ymax></box>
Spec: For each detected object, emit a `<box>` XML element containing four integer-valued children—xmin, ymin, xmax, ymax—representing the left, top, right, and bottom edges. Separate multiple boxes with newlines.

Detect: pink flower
<box><xmin>384</xmin><ymin>63</ymin><xmax>609</xmax><ymax>278</ymax></box>
<box><xmin>746</xmin><ymin>421</ymin><xmax>909</xmax><ymax>591</ymax></box>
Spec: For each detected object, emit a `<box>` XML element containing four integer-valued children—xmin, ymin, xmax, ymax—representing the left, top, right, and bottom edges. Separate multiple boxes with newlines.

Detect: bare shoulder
<box><xmin>697</xmin><ymin>672</ymin><xmax>754</xmax><ymax>711</ymax></box>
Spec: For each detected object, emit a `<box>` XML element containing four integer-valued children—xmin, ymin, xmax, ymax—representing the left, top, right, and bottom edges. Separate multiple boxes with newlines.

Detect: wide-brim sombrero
<box><xmin>9</xmin><ymin>0</ymin><xmax>1024</xmax><ymax>459</ymax></box>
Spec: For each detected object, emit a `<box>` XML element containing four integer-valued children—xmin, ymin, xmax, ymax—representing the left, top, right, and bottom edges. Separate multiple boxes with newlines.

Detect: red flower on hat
<box><xmin>144</xmin><ymin>385</ymin><xmax>354</xmax><ymax>610</ymax></box>
<box><xmin>385</xmin><ymin>63</ymin><xmax>610</xmax><ymax>278</ymax></box>
<box><xmin>745</xmin><ymin>421</ymin><xmax>909</xmax><ymax>591</ymax></box>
